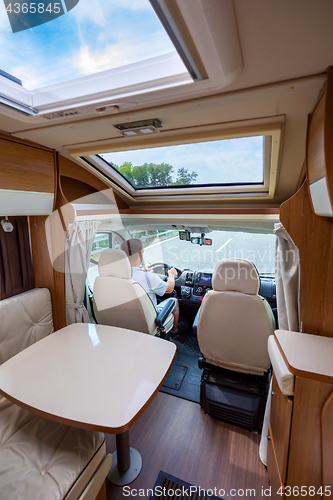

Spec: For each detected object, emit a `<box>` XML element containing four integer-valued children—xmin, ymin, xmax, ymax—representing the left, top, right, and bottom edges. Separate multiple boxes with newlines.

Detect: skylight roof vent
<box><xmin>42</xmin><ymin>108</ymin><xmax>80</xmax><ymax>120</ymax></box>
<box><xmin>114</xmin><ymin>119</ymin><xmax>162</xmax><ymax>136</ymax></box>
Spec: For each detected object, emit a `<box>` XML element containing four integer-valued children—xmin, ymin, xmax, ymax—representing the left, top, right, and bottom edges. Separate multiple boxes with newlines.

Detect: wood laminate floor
<box><xmin>105</xmin><ymin>392</ymin><xmax>269</xmax><ymax>499</ymax></box>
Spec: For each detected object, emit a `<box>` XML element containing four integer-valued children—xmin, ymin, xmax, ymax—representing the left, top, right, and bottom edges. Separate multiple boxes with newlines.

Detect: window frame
<box><xmin>72</xmin><ymin>120</ymin><xmax>283</xmax><ymax>201</ymax></box>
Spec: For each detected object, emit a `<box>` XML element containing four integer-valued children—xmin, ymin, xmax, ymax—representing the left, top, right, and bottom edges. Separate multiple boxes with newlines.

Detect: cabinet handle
<box><xmin>271</xmin><ymin>391</ymin><xmax>275</xmax><ymax>397</ymax></box>
<box><xmin>267</xmin><ymin>435</ymin><xmax>271</xmax><ymax>442</ymax></box>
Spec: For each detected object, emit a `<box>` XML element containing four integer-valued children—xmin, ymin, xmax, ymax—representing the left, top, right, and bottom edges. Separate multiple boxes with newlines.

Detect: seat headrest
<box><xmin>98</xmin><ymin>249</ymin><xmax>132</xmax><ymax>279</ymax></box>
<box><xmin>212</xmin><ymin>258</ymin><xmax>260</xmax><ymax>295</ymax></box>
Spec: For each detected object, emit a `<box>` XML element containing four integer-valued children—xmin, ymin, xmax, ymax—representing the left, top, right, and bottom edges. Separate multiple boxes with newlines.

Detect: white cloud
<box><xmin>69</xmin><ymin>0</ymin><xmax>151</xmax><ymax>28</ymax></box>
<box><xmin>70</xmin><ymin>0</ymin><xmax>107</xmax><ymax>27</ymax></box>
<box><xmin>73</xmin><ymin>31</ymin><xmax>174</xmax><ymax>75</ymax></box>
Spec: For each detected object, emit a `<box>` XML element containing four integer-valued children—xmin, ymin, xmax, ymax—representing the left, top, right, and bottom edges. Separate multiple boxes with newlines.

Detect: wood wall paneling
<box><xmin>306</xmin><ymin>66</ymin><xmax>333</xmax><ymax>213</ymax></box>
<box><xmin>307</xmin><ymin>92</ymin><xmax>326</xmax><ymax>185</ymax></box>
<box><xmin>49</xmin><ymin>154</ymin><xmax>68</xmax><ymax>330</ymax></box>
<box><xmin>270</xmin><ymin>377</ymin><xmax>293</xmax><ymax>484</ymax></box>
<box><xmin>60</xmin><ymin>176</ymin><xmax>119</xmax><ymax>214</ymax></box>
<box><xmin>280</xmin><ymin>180</ymin><xmax>333</xmax><ymax>337</ymax></box>
<box><xmin>58</xmin><ymin>155</ymin><xmax>129</xmax><ymax>209</ymax></box>
<box><xmin>29</xmin><ymin>216</ymin><xmax>66</xmax><ymax>330</ymax></box>
<box><xmin>324</xmin><ymin>67</ymin><xmax>333</xmax><ymax>203</ymax></box>
<box><xmin>286</xmin><ymin>377</ymin><xmax>333</xmax><ymax>496</ymax></box>
<box><xmin>321</xmin><ymin>390</ymin><xmax>333</xmax><ymax>488</ymax></box>
<box><xmin>60</xmin><ymin>175</ymin><xmax>99</xmax><ymax>203</ymax></box>
<box><xmin>267</xmin><ymin>428</ymin><xmax>285</xmax><ymax>500</ymax></box>
<box><xmin>0</xmin><ymin>138</ymin><xmax>54</xmax><ymax>193</ymax></box>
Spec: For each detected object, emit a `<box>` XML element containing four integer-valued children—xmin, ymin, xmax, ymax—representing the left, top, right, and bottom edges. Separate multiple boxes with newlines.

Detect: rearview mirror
<box><xmin>190</xmin><ymin>236</ymin><xmax>203</xmax><ymax>245</ymax></box>
<box><xmin>190</xmin><ymin>236</ymin><xmax>213</xmax><ymax>245</ymax></box>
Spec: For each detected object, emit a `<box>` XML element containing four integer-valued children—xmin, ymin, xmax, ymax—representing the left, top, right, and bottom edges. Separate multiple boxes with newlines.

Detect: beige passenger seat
<box><xmin>0</xmin><ymin>288</ymin><xmax>111</xmax><ymax>500</ymax></box>
<box><xmin>196</xmin><ymin>258</ymin><xmax>276</xmax><ymax>430</ymax></box>
<box><xmin>197</xmin><ymin>258</ymin><xmax>275</xmax><ymax>375</ymax></box>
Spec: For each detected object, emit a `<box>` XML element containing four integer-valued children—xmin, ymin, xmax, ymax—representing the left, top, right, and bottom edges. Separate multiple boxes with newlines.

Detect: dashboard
<box><xmin>174</xmin><ymin>269</ymin><xmax>276</xmax><ymax>306</ymax></box>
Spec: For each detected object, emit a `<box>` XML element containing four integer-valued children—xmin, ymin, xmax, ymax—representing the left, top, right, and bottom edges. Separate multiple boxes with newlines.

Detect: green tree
<box><xmin>146</xmin><ymin>162</ymin><xmax>173</xmax><ymax>187</ymax></box>
<box><xmin>115</xmin><ymin>162</ymin><xmax>136</xmax><ymax>185</ymax></box>
<box><xmin>173</xmin><ymin>167</ymin><xmax>198</xmax><ymax>185</ymax></box>
<box><xmin>131</xmin><ymin>164</ymin><xmax>150</xmax><ymax>188</ymax></box>
<box><xmin>113</xmin><ymin>161</ymin><xmax>198</xmax><ymax>188</ymax></box>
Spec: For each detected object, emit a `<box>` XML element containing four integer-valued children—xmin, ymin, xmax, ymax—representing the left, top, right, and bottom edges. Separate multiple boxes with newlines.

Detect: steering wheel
<box><xmin>148</xmin><ymin>262</ymin><xmax>181</xmax><ymax>280</ymax></box>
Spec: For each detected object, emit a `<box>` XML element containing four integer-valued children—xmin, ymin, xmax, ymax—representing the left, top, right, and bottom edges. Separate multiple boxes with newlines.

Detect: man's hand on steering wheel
<box><xmin>167</xmin><ymin>267</ymin><xmax>178</xmax><ymax>278</ymax></box>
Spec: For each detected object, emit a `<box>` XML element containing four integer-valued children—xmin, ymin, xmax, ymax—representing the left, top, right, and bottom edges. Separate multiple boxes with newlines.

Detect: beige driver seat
<box><xmin>93</xmin><ymin>248</ymin><xmax>174</xmax><ymax>335</ymax></box>
<box><xmin>197</xmin><ymin>258</ymin><xmax>275</xmax><ymax>375</ymax></box>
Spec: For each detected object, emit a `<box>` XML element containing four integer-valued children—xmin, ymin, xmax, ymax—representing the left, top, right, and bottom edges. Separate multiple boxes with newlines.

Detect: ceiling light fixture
<box><xmin>114</xmin><ymin>118</ymin><xmax>162</xmax><ymax>136</ymax></box>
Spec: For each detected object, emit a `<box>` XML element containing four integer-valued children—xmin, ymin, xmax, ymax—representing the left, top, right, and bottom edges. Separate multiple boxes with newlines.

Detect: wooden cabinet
<box><xmin>267</xmin><ymin>376</ymin><xmax>292</xmax><ymax>499</ymax></box>
<box><xmin>267</xmin><ymin>331</ymin><xmax>333</xmax><ymax>500</ymax></box>
<box><xmin>286</xmin><ymin>377</ymin><xmax>332</xmax><ymax>497</ymax></box>
<box><xmin>0</xmin><ymin>136</ymin><xmax>54</xmax><ymax>194</ymax></box>
<box><xmin>270</xmin><ymin>377</ymin><xmax>293</xmax><ymax>481</ymax></box>
<box><xmin>306</xmin><ymin>66</ymin><xmax>333</xmax><ymax>217</ymax></box>
<box><xmin>267</xmin><ymin>425</ymin><xmax>285</xmax><ymax>500</ymax></box>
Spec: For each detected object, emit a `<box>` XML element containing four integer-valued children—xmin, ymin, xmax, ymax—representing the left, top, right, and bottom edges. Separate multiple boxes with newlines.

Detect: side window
<box><xmin>87</xmin><ymin>232</ymin><xmax>125</xmax><ymax>291</ymax></box>
<box><xmin>87</xmin><ymin>233</ymin><xmax>111</xmax><ymax>291</ymax></box>
<box><xmin>113</xmin><ymin>235</ymin><xmax>123</xmax><ymax>250</ymax></box>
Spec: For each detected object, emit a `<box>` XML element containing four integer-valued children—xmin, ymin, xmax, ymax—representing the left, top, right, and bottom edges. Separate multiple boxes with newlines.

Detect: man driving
<box><xmin>120</xmin><ymin>238</ymin><xmax>188</xmax><ymax>337</ymax></box>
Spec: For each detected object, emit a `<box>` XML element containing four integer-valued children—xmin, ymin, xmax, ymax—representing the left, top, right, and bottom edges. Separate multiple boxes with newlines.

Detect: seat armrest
<box><xmin>155</xmin><ymin>298</ymin><xmax>176</xmax><ymax>328</ymax></box>
<box><xmin>268</xmin><ymin>335</ymin><xmax>294</xmax><ymax>396</ymax></box>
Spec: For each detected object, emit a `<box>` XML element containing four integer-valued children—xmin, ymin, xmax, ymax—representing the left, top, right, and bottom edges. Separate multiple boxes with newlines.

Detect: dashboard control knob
<box><xmin>196</xmin><ymin>286</ymin><xmax>203</xmax><ymax>295</ymax></box>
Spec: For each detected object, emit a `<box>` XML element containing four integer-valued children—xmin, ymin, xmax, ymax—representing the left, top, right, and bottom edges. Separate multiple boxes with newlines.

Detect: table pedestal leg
<box><xmin>107</xmin><ymin>430</ymin><xmax>142</xmax><ymax>486</ymax></box>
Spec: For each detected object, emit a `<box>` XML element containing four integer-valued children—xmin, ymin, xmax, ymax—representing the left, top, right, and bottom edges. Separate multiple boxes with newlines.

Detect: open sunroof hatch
<box><xmin>0</xmin><ymin>0</ymin><xmax>243</xmax><ymax>121</ymax></box>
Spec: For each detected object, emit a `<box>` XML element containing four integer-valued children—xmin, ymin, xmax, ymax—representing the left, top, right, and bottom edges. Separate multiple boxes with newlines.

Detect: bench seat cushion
<box><xmin>0</xmin><ymin>289</ymin><xmax>54</xmax><ymax>365</ymax></box>
<box><xmin>0</xmin><ymin>396</ymin><xmax>105</xmax><ymax>500</ymax></box>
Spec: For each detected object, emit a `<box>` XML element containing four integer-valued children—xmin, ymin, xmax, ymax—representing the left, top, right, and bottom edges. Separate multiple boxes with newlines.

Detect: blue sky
<box><xmin>0</xmin><ymin>0</ymin><xmax>176</xmax><ymax>89</ymax></box>
<box><xmin>101</xmin><ymin>136</ymin><xmax>265</xmax><ymax>185</ymax></box>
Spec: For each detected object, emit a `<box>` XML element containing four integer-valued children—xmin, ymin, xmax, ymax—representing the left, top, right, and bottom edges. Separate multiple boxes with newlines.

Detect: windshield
<box><xmin>128</xmin><ymin>229</ymin><xmax>275</xmax><ymax>276</ymax></box>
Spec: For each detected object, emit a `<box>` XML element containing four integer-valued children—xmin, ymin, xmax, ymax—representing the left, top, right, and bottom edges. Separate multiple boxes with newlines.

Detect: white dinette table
<box><xmin>0</xmin><ymin>323</ymin><xmax>176</xmax><ymax>486</ymax></box>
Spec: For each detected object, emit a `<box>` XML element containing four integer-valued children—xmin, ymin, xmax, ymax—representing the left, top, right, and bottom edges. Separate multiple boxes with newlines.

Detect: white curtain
<box><xmin>260</xmin><ymin>223</ymin><xmax>301</xmax><ymax>465</ymax></box>
<box><xmin>65</xmin><ymin>220</ymin><xmax>100</xmax><ymax>325</ymax></box>
<box><xmin>274</xmin><ymin>223</ymin><xmax>301</xmax><ymax>332</ymax></box>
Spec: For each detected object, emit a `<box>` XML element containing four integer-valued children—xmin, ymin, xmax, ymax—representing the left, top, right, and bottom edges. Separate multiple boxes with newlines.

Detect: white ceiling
<box><xmin>231</xmin><ymin>0</ymin><xmax>333</xmax><ymax>90</ymax></box>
